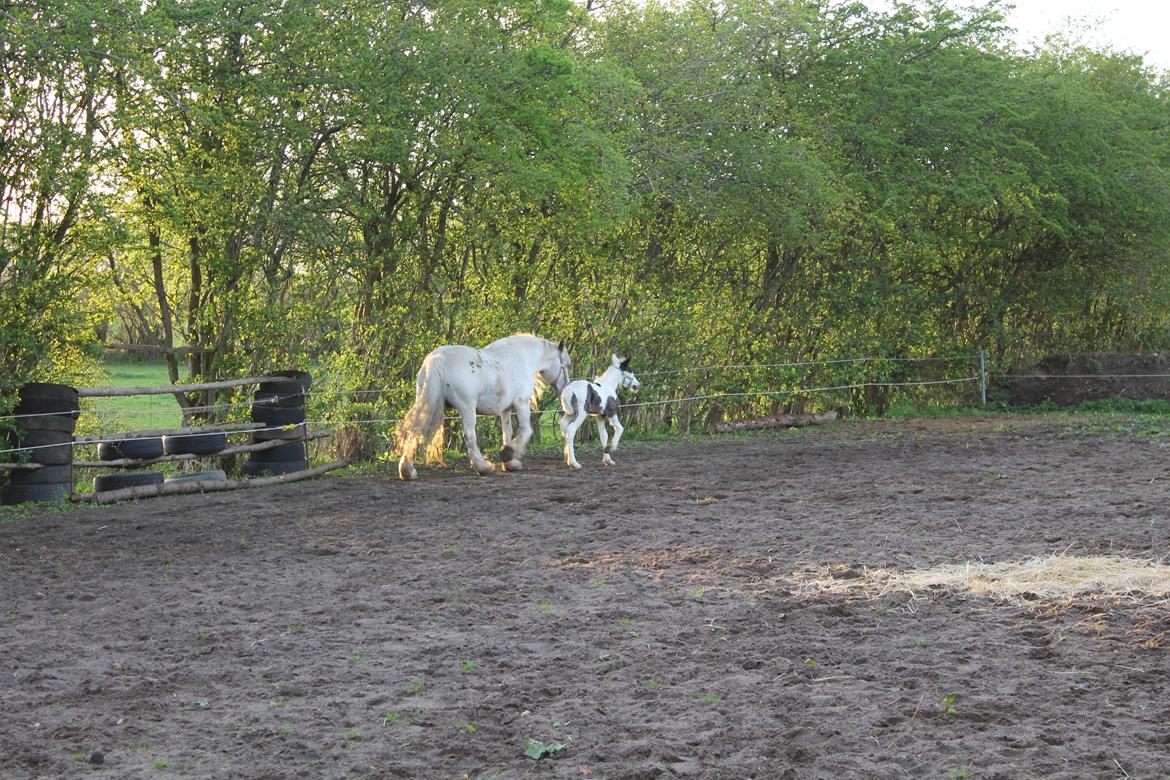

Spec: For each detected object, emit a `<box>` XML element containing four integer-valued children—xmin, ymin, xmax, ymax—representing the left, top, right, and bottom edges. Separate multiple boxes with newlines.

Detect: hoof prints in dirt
<box><xmin>2</xmin><ymin>417</ymin><xmax>1170</xmax><ymax>778</ymax></box>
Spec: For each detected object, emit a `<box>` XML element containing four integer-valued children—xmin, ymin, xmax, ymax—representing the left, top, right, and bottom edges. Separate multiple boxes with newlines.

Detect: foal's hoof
<box><xmin>499</xmin><ymin>445</ymin><xmax>515</xmax><ymax>462</ymax></box>
<box><xmin>503</xmin><ymin>459</ymin><xmax>524</xmax><ymax>472</ymax></box>
<box><xmin>473</xmin><ymin>463</ymin><xmax>497</xmax><ymax>476</ymax></box>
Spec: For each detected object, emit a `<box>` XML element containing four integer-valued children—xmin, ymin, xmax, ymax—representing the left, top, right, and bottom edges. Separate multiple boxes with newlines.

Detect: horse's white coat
<box><xmin>397</xmin><ymin>334</ymin><xmax>570</xmax><ymax>480</ymax></box>
<box><xmin>559</xmin><ymin>354</ymin><xmax>639</xmax><ymax>469</ymax></box>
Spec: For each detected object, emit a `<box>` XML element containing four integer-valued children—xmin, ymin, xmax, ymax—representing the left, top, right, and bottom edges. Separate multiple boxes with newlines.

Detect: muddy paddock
<box><xmin>2</xmin><ymin>416</ymin><xmax>1169</xmax><ymax>779</ymax></box>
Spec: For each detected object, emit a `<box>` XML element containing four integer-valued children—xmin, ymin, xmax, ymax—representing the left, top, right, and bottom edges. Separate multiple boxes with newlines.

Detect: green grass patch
<box><xmin>85</xmin><ymin>357</ymin><xmax>183</xmax><ymax>432</ymax></box>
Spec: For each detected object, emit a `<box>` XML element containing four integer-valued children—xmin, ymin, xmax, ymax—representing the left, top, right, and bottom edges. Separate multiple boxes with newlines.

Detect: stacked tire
<box><xmin>245</xmin><ymin>370</ymin><xmax>311</xmax><ymax>477</ymax></box>
<box><xmin>93</xmin><ymin>436</ymin><xmax>166</xmax><ymax>493</ymax></box>
<box><xmin>1</xmin><ymin>383</ymin><xmax>79</xmax><ymax>505</ymax></box>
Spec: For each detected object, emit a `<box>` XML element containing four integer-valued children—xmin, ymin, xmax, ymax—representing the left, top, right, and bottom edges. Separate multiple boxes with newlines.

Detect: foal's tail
<box><xmin>559</xmin><ymin>388</ymin><xmax>580</xmax><ymax>424</ymax></box>
<box><xmin>396</xmin><ymin>356</ymin><xmax>447</xmax><ymax>478</ymax></box>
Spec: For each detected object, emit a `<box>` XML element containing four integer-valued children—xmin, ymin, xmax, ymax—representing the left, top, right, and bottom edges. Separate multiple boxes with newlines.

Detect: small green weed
<box><xmin>405</xmin><ymin>679</ymin><xmax>426</xmax><ymax>695</ymax></box>
<box><xmin>524</xmin><ymin>739</ymin><xmax>568</xmax><ymax>760</ymax></box>
<box><xmin>941</xmin><ymin>693</ymin><xmax>958</xmax><ymax>717</ymax></box>
<box><xmin>461</xmin><ymin>660</ymin><xmax>477</xmax><ymax>672</ymax></box>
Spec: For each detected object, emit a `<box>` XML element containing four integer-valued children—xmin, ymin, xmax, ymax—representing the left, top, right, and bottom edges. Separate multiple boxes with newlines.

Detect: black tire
<box><xmin>1</xmin><ymin>482</ymin><xmax>72</xmax><ymax>505</ymax></box>
<box><xmin>7</xmin><ymin>430</ymin><xmax>73</xmax><ymax>465</ymax></box>
<box><xmin>165</xmin><ymin>469</ymin><xmax>227</xmax><ymax>484</ymax></box>
<box><xmin>98</xmin><ymin>437</ymin><xmax>165</xmax><ymax>461</ymax></box>
<box><xmin>250</xmin><ymin>442</ymin><xmax>306</xmax><ymax>462</ymax></box>
<box><xmin>257</xmin><ymin>370</ymin><xmax>312</xmax><ymax>393</ymax></box>
<box><xmin>7</xmin><ymin>464</ymin><xmax>72</xmax><ymax>485</ymax></box>
<box><xmin>8</xmin><ymin>414</ymin><xmax>76</xmax><ymax>433</ymax></box>
<box><xmin>243</xmin><ymin>459</ymin><xmax>309</xmax><ymax>477</ymax></box>
<box><xmin>12</xmin><ymin>383</ymin><xmax>80</xmax><ymax>419</ymax></box>
<box><xmin>253</xmin><ymin>388</ymin><xmax>306</xmax><ymax>409</ymax></box>
<box><xmin>93</xmin><ymin>471</ymin><xmax>165</xmax><ymax>492</ymax></box>
<box><xmin>162</xmin><ymin>431</ymin><xmax>228</xmax><ymax>456</ymax></box>
<box><xmin>252</xmin><ymin>422</ymin><xmax>306</xmax><ymax>442</ymax></box>
<box><xmin>251</xmin><ymin>406</ymin><xmax>305</xmax><ymax>426</ymax></box>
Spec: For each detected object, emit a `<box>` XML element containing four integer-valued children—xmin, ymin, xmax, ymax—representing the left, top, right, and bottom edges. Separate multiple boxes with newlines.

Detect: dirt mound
<box><xmin>1000</xmin><ymin>352</ymin><xmax>1170</xmax><ymax>406</ymax></box>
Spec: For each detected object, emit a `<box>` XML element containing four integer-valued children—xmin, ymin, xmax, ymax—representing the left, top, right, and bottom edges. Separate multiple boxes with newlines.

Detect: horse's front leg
<box><xmin>596</xmin><ymin>417</ymin><xmax>614</xmax><ymax>466</ymax></box>
<box><xmin>604</xmin><ymin>414</ymin><xmax>625</xmax><ymax>466</ymax></box>
<box><xmin>501</xmin><ymin>402</ymin><xmax>533</xmax><ymax>471</ymax></box>
<box><xmin>456</xmin><ymin>403</ymin><xmax>495</xmax><ymax>476</ymax></box>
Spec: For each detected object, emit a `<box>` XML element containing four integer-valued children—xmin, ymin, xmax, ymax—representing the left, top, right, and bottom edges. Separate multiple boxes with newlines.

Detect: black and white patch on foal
<box><xmin>558</xmin><ymin>354</ymin><xmax>640</xmax><ymax>469</ymax></box>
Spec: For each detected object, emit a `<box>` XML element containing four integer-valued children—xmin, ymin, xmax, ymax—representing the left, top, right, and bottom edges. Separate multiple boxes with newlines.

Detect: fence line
<box><xmin>0</xmin><ymin>372</ymin><xmax>981</xmax><ymax>457</ymax></box>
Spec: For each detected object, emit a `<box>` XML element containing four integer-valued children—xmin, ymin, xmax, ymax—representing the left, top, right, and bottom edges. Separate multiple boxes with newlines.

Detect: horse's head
<box><xmin>542</xmin><ymin>339</ymin><xmax>572</xmax><ymax>395</ymax></box>
<box><xmin>614</xmin><ymin>354</ymin><xmax>640</xmax><ymax>393</ymax></box>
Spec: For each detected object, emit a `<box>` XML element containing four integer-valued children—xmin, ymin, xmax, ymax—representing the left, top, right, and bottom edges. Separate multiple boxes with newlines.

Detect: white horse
<box><xmin>559</xmin><ymin>354</ymin><xmax>640</xmax><ymax>469</ymax></box>
<box><xmin>397</xmin><ymin>334</ymin><xmax>571</xmax><ymax>480</ymax></box>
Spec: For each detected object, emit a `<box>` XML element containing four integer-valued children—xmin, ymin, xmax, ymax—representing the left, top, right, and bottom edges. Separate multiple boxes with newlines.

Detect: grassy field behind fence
<box><xmin>84</xmin><ymin>358</ymin><xmax>183</xmax><ymax>434</ymax></box>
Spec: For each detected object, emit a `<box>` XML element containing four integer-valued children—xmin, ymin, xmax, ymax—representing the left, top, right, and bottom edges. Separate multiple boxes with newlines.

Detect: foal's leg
<box><xmin>455</xmin><ymin>403</ymin><xmax>495</xmax><ymax>475</ymax></box>
<box><xmin>596</xmin><ymin>416</ymin><xmax>614</xmax><ymax>466</ymax></box>
<box><xmin>502</xmin><ymin>401</ymin><xmax>533</xmax><ymax>471</ymax></box>
<box><xmin>608</xmin><ymin>414</ymin><xmax>625</xmax><ymax>452</ymax></box>
<box><xmin>561</xmin><ymin>413</ymin><xmax>585</xmax><ymax>469</ymax></box>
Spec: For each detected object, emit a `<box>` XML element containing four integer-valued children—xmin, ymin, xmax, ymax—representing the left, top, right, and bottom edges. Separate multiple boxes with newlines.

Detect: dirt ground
<box><xmin>3</xmin><ymin>416</ymin><xmax>1170</xmax><ymax>779</ymax></box>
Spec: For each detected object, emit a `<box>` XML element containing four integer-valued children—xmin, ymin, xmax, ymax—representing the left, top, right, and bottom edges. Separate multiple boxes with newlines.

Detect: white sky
<box><xmin>998</xmin><ymin>0</ymin><xmax>1170</xmax><ymax>71</ymax></box>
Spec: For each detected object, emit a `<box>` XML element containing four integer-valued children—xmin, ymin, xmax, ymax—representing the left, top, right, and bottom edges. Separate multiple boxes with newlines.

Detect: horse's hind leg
<box><xmin>456</xmin><ymin>404</ymin><xmax>495</xmax><ymax>476</ymax></box>
<box><xmin>596</xmin><ymin>417</ymin><xmax>615</xmax><ymax>466</ymax></box>
<box><xmin>398</xmin><ymin>451</ymin><xmax>417</xmax><ymax>480</ymax></box>
<box><xmin>501</xmin><ymin>402</ymin><xmax>534</xmax><ymax>471</ymax></box>
<box><xmin>498</xmin><ymin>411</ymin><xmax>516</xmax><ymax>465</ymax></box>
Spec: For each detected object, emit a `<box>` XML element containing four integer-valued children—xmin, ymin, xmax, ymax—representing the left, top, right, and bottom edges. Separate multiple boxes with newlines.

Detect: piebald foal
<box><xmin>558</xmin><ymin>354</ymin><xmax>639</xmax><ymax>469</ymax></box>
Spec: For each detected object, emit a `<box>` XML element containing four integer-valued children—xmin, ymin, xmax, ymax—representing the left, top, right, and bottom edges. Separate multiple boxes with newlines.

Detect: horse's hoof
<box><xmin>499</xmin><ymin>445</ymin><xmax>515</xmax><ymax>462</ymax></box>
<box><xmin>503</xmin><ymin>459</ymin><xmax>524</xmax><ymax>471</ymax></box>
<box><xmin>398</xmin><ymin>462</ymin><xmax>417</xmax><ymax>480</ymax></box>
<box><xmin>569</xmin><ymin>462</ymin><xmax>582</xmax><ymax>470</ymax></box>
<box><xmin>473</xmin><ymin>463</ymin><xmax>496</xmax><ymax>476</ymax></box>
<box><xmin>602</xmin><ymin>457</ymin><xmax>614</xmax><ymax>466</ymax></box>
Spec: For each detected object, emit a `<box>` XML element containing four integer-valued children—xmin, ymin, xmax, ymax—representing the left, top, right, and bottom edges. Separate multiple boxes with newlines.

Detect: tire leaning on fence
<box><xmin>98</xmin><ymin>436</ymin><xmax>165</xmax><ymax>462</ymax></box>
<box><xmin>163</xmin><ymin>431</ymin><xmax>228</xmax><ymax>456</ymax></box>
<box><xmin>94</xmin><ymin>471</ymin><xmax>165</xmax><ymax>492</ymax></box>
<box><xmin>1</xmin><ymin>383</ymin><xmax>79</xmax><ymax>505</ymax></box>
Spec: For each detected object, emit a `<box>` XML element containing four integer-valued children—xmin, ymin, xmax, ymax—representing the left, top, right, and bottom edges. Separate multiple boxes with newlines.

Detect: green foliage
<box><xmin>3</xmin><ymin>0</ymin><xmax>1170</xmax><ymax>448</ymax></box>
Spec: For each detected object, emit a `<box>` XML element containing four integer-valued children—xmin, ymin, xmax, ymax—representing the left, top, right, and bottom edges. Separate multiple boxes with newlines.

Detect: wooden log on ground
<box><xmin>711</xmin><ymin>410</ymin><xmax>838</xmax><ymax>433</ymax></box>
<box><xmin>77</xmin><ymin>375</ymin><xmax>293</xmax><ymax>398</ymax></box>
<box><xmin>74</xmin><ymin>430</ymin><xmax>330</xmax><ymax>468</ymax></box>
<box><xmin>73</xmin><ymin>461</ymin><xmax>350</xmax><ymax>504</ymax></box>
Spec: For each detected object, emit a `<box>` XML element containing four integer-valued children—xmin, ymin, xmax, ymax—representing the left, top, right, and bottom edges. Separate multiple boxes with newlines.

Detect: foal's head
<box><xmin>613</xmin><ymin>354</ymin><xmax>640</xmax><ymax>393</ymax></box>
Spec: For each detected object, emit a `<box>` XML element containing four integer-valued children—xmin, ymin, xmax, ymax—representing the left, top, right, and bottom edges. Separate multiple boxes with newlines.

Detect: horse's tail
<box><xmin>397</xmin><ymin>356</ymin><xmax>447</xmax><ymax>474</ymax></box>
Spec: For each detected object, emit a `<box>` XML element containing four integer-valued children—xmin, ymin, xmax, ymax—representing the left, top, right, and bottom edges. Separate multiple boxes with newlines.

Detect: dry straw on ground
<box><xmin>804</xmin><ymin>555</ymin><xmax>1170</xmax><ymax>602</ymax></box>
